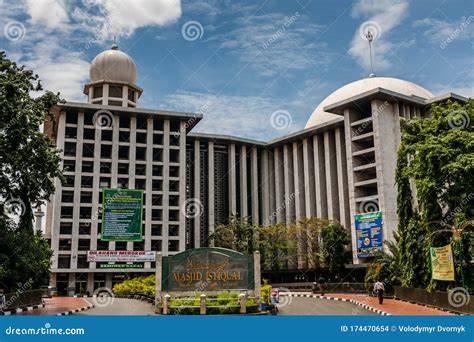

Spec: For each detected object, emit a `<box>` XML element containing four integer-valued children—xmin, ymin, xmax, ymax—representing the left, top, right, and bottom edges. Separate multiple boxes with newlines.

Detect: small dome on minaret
<box><xmin>89</xmin><ymin>43</ymin><xmax>137</xmax><ymax>84</ymax></box>
<box><xmin>84</xmin><ymin>41</ymin><xmax>143</xmax><ymax>107</ymax></box>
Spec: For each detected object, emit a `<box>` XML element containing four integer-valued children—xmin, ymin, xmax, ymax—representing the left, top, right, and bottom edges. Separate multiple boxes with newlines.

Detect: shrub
<box><xmin>261</xmin><ymin>285</ymin><xmax>272</xmax><ymax>303</ymax></box>
<box><xmin>112</xmin><ymin>275</ymin><xmax>155</xmax><ymax>297</ymax></box>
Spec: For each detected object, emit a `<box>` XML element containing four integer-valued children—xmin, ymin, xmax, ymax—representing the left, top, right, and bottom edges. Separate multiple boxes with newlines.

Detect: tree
<box><xmin>364</xmin><ymin>237</ymin><xmax>402</xmax><ymax>293</ymax></box>
<box><xmin>0</xmin><ymin>217</ymin><xmax>53</xmax><ymax>291</ymax></box>
<box><xmin>0</xmin><ymin>51</ymin><xmax>63</xmax><ymax>231</ymax></box>
<box><xmin>396</xmin><ymin>99</ymin><xmax>474</xmax><ymax>291</ymax></box>
<box><xmin>320</xmin><ymin>223</ymin><xmax>351</xmax><ymax>277</ymax></box>
<box><xmin>287</xmin><ymin>218</ymin><xmax>351</xmax><ymax>277</ymax></box>
<box><xmin>209</xmin><ymin>214</ymin><xmax>257</xmax><ymax>254</ymax></box>
<box><xmin>288</xmin><ymin>217</ymin><xmax>329</xmax><ymax>269</ymax></box>
<box><xmin>258</xmin><ymin>223</ymin><xmax>289</xmax><ymax>272</ymax></box>
<box><xmin>0</xmin><ymin>52</ymin><xmax>62</xmax><ymax>291</ymax></box>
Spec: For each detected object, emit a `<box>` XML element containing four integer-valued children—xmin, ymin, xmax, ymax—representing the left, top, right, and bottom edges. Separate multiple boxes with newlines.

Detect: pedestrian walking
<box><xmin>374</xmin><ymin>280</ymin><xmax>385</xmax><ymax>304</ymax></box>
<box><xmin>318</xmin><ymin>276</ymin><xmax>326</xmax><ymax>296</ymax></box>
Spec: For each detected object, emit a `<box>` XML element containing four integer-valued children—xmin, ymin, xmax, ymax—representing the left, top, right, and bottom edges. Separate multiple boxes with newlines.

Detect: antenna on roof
<box><xmin>111</xmin><ymin>35</ymin><xmax>118</xmax><ymax>50</ymax></box>
<box><xmin>365</xmin><ymin>30</ymin><xmax>375</xmax><ymax>77</ymax></box>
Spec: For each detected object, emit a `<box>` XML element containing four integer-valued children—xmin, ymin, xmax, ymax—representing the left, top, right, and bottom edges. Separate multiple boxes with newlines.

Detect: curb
<box><xmin>74</xmin><ymin>294</ymin><xmax>156</xmax><ymax>305</ymax></box>
<box><xmin>56</xmin><ymin>299</ymin><xmax>95</xmax><ymax>316</ymax></box>
<box><xmin>392</xmin><ymin>297</ymin><xmax>464</xmax><ymax>316</ymax></box>
<box><xmin>0</xmin><ymin>304</ymin><xmax>45</xmax><ymax>316</ymax></box>
<box><xmin>287</xmin><ymin>293</ymin><xmax>390</xmax><ymax>316</ymax></box>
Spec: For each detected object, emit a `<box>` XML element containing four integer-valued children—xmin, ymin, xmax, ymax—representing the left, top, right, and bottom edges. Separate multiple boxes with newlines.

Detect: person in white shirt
<box><xmin>373</xmin><ymin>280</ymin><xmax>385</xmax><ymax>304</ymax></box>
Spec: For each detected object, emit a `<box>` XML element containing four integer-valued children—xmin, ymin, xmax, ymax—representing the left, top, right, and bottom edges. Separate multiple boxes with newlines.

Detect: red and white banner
<box><xmin>87</xmin><ymin>250</ymin><xmax>156</xmax><ymax>262</ymax></box>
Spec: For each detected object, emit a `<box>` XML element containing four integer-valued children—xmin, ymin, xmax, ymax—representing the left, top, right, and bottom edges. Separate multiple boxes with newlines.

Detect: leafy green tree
<box><xmin>0</xmin><ymin>51</ymin><xmax>63</xmax><ymax>231</ymax></box>
<box><xmin>396</xmin><ymin>99</ymin><xmax>474</xmax><ymax>290</ymax></box>
<box><xmin>0</xmin><ymin>217</ymin><xmax>53</xmax><ymax>291</ymax></box>
<box><xmin>288</xmin><ymin>217</ymin><xmax>329</xmax><ymax>269</ymax></box>
<box><xmin>209</xmin><ymin>214</ymin><xmax>257</xmax><ymax>254</ymax></box>
<box><xmin>258</xmin><ymin>223</ymin><xmax>289</xmax><ymax>272</ymax></box>
<box><xmin>320</xmin><ymin>223</ymin><xmax>351</xmax><ymax>276</ymax></box>
<box><xmin>0</xmin><ymin>52</ymin><xmax>62</xmax><ymax>291</ymax></box>
<box><xmin>364</xmin><ymin>237</ymin><xmax>402</xmax><ymax>293</ymax></box>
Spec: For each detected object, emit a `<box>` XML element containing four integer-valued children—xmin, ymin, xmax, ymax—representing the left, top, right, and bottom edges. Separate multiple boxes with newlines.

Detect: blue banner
<box><xmin>0</xmin><ymin>316</ymin><xmax>472</xmax><ymax>342</ymax></box>
<box><xmin>355</xmin><ymin>211</ymin><xmax>383</xmax><ymax>257</ymax></box>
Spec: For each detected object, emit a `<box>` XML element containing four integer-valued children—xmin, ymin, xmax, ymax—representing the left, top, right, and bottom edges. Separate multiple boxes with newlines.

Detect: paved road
<box><xmin>76</xmin><ymin>297</ymin><xmax>376</xmax><ymax>316</ymax></box>
<box><xmin>278</xmin><ymin>297</ymin><xmax>378</xmax><ymax>315</ymax></box>
<box><xmin>19</xmin><ymin>297</ymin><xmax>92</xmax><ymax>316</ymax></box>
<box><xmin>75</xmin><ymin>298</ymin><xmax>156</xmax><ymax>316</ymax></box>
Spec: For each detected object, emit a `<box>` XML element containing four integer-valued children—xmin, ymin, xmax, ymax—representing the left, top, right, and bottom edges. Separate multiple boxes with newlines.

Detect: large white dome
<box><xmin>305</xmin><ymin>77</ymin><xmax>434</xmax><ymax>128</ymax></box>
<box><xmin>90</xmin><ymin>44</ymin><xmax>137</xmax><ymax>84</ymax></box>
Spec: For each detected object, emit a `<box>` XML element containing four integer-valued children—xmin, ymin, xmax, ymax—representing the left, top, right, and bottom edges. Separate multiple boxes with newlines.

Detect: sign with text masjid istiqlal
<box><xmin>162</xmin><ymin>248</ymin><xmax>254</xmax><ymax>292</ymax></box>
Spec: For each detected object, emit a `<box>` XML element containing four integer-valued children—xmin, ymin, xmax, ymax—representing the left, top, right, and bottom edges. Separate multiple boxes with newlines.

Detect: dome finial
<box><xmin>365</xmin><ymin>30</ymin><xmax>375</xmax><ymax>77</ymax></box>
<box><xmin>111</xmin><ymin>35</ymin><xmax>118</xmax><ymax>50</ymax></box>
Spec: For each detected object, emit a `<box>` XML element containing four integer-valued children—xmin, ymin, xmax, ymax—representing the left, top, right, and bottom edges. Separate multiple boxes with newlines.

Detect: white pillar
<box><xmin>194</xmin><ymin>139</ymin><xmax>201</xmax><ymax>248</ymax></box>
<box><xmin>313</xmin><ymin>135</ymin><xmax>327</xmax><ymax>218</ymax></box>
<box><xmin>178</xmin><ymin>122</ymin><xmax>187</xmax><ymax>251</ymax></box>
<box><xmin>251</xmin><ymin>147</ymin><xmax>259</xmax><ymax>225</ymax></box>
<box><xmin>229</xmin><ymin>143</ymin><xmax>237</xmax><ymax>215</ymax></box>
<box><xmin>207</xmin><ymin>141</ymin><xmax>215</xmax><ymax>238</ymax></box>
<box><xmin>240</xmin><ymin>145</ymin><xmax>248</xmax><ymax>218</ymax></box>
<box><xmin>261</xmin><ymin>149</ymin><xmax>270</xmax><ymax>224</ymax></box>
<box><xmin>162</xmin><ymin>119</ymin><xmax>170</xmax><ymax>255</ymax></box>
<box><xmin>274</xmin><ymin>147</ymin><xmax>285</xmax><ymax>223</ymax></box>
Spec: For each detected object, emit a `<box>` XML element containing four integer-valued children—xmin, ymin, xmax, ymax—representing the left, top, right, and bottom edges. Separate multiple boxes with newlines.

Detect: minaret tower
<box><xmin>83</xmin><ymin>40</ymin><xmax>143</xmax><ymax>107</ymax></box>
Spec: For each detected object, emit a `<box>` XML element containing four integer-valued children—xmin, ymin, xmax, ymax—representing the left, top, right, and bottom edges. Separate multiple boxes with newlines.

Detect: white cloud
<box><xmin>0</xmin><ymin>0</ymin><xmax>182</xmax><ymax>100</ymax></box>
<box><xmin>215</xmin><ymin>12</ymin><xmax>330</xmax><ymax>77</ymax></box>
<box><xmin>414</xmin><ymin>17</ymin><xmax>474</xmax><ymax>46</ymax></box>
<box><xmin>23</xmin><ymin>39</ymin><xmax>90</xmax><ymax>101</ymax></box>
<box><xmin>79</xmin><ymin>0</ymin><xmax>182</xmax><ymax>38</ymax></box>
<box><xmin>24</xmin><ymin>0</ymin><xmax>69</xmax><ymax>29</ymax></box>
<box><xmin>349</xmin><ymin>0</ymin><xmax>409</xmax><ymax>72</ymax></box>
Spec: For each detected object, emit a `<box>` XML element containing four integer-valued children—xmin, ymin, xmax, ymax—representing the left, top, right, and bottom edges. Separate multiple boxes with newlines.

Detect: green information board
<box><xmin>101</xmin><ymin>188</ymin><xmax>143</xmax><ymax>241</ymax></box>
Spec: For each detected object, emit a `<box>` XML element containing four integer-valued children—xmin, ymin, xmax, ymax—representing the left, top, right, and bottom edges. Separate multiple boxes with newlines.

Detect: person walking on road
<box><xmin>318</xmin><ymin>276</ymin><xmax>326</xmax><ymax>296</ymax></box>
<box><xmin>374</xmin><ymin>280</ymin><xmax>385</xmax><ymax>304</ymax></box>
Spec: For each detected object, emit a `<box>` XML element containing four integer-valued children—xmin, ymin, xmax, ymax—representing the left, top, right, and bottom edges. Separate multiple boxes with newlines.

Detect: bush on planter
<box><xmin>112</xmin><ymin>275</ymin><xmax>155</xmax><ymax>297</ymax></box>
<box><xmin>261</xmin><ymin>284</ymin><xmax>272</xmax><ymax>304</ymax></box>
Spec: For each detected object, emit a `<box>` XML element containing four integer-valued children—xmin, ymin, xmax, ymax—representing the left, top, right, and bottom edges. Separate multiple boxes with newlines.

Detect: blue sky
<box><xmin>1</xmin><ymin>0</ymin><xmax>473</xmax><ymax>140</ymax></box>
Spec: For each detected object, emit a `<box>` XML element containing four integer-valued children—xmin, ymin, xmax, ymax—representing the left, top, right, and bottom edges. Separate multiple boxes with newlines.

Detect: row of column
<box><xmin>259</xmin><ymin>128</ymin><xmax>350</xmax><ymax>230</ymax></box>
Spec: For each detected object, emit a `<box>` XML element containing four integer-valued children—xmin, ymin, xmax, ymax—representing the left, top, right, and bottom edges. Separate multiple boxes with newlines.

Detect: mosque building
<box><xmin>42</xmin><ymin>44</ymin><xmax>468</xmax><ymax>293</ymax></box>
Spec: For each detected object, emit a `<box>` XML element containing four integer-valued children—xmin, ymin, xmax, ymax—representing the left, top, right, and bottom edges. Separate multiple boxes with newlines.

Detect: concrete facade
<box><xmin>42</xmin><ymin>46</ymin><xmax>468</xmax><ymax>292</ymax></box>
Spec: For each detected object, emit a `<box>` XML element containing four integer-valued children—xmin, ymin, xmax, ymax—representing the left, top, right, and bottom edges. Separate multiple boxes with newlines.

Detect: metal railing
<box><xmin>270</xmin><ymin>282</ymin><xmax>367</xmax><ymax>293</ymax></box>
<box><xmin>394</xmin><ymin>286</ymin><xmax>473</xmax><ymax>315</ymax></box>
<box><xmin>3</xmin><ymin>289</ymin><xmax>43</xmax><ymax>310</ymax></box>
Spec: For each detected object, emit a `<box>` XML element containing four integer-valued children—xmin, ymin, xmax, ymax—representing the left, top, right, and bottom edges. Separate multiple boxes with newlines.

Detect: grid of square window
<box><xmin>56</xmin><ymin>110</ymin><xmax>183</xmax><ymax>269</ymax></box>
